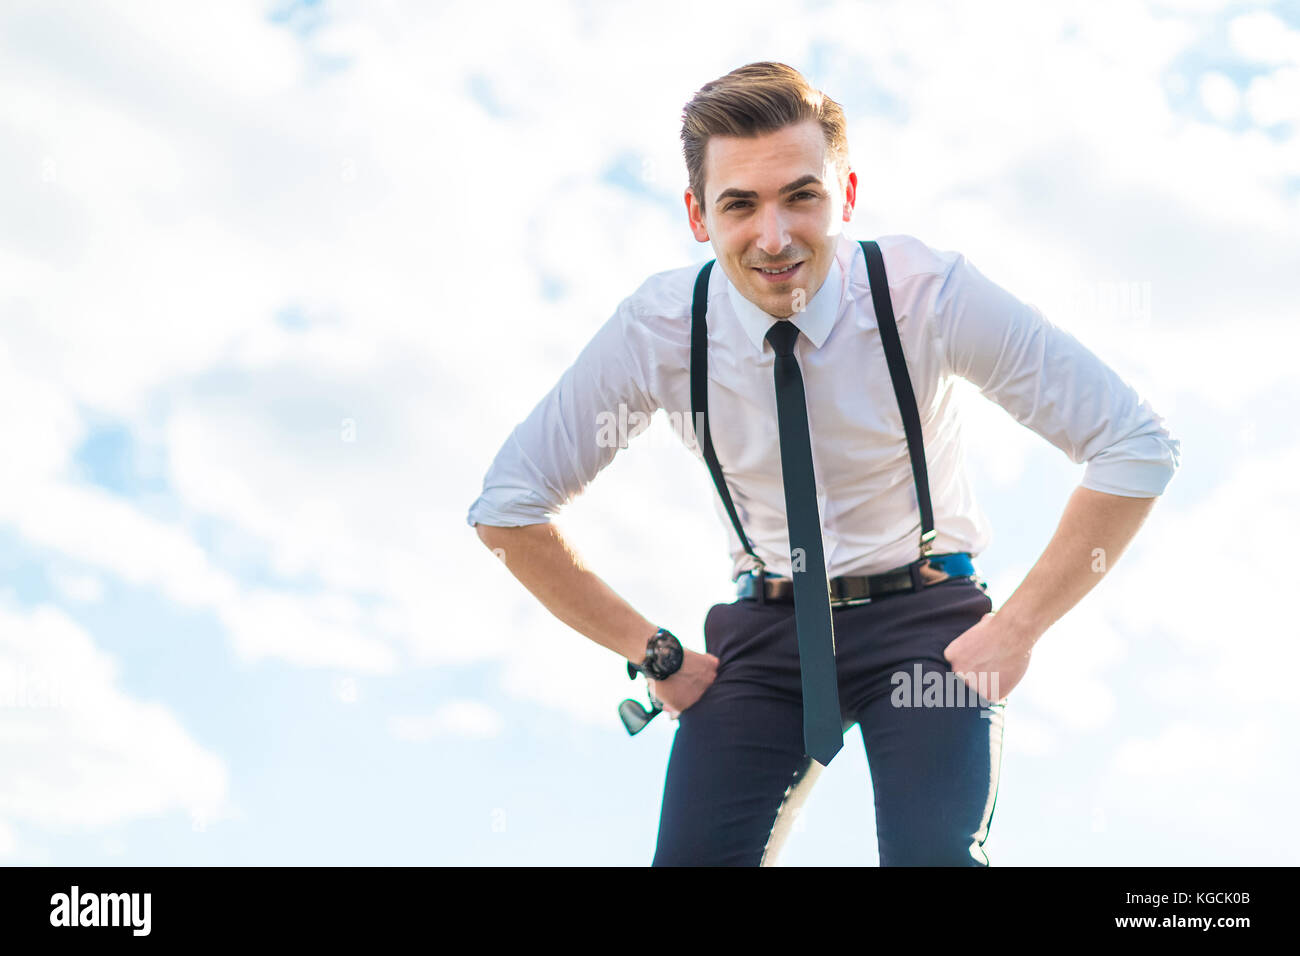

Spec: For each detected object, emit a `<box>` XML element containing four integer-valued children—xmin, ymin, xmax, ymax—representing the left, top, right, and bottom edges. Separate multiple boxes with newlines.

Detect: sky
<box><xmin>1</xmin><ymin>0</ymin><xmax>1297</xmax><ymax>866</ymax></box>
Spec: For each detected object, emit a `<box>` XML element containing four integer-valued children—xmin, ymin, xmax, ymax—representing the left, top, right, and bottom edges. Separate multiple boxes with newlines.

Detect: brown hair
<box><xmin>680</xmin><ymin>61</ymin><xmax>851</xmax><ymax>210</ymax></box>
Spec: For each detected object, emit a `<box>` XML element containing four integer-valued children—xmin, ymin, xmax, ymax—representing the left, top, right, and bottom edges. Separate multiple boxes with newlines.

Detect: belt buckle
<box><xmin>909</xmin><ymin>555</ymin><xmax>955</xmax><ymax>592</ymax></box>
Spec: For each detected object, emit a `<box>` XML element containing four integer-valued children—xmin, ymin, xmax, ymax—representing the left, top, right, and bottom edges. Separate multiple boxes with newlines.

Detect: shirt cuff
<box><xmin>466</xmin><ymin>492</ymin><xmax>558</xmax><ymax>528</ymax></box>
<box><xmin>1080</xmin><ymin>436</ymin><xmax>1182</xmax><ymax>497</ymax></box>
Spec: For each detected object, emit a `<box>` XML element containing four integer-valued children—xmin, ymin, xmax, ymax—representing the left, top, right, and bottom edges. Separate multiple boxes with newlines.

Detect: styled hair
<box><xmin>680</xmin><ymin>61</ymin><xmax>851</xmax><ymax>210</ymax></box>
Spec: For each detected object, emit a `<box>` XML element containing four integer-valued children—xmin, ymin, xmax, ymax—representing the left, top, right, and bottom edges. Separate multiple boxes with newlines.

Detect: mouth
<box><xmin>752</xmin><ymin>260</ymin><xmax>804</xmax><ymax>283</ymax></box>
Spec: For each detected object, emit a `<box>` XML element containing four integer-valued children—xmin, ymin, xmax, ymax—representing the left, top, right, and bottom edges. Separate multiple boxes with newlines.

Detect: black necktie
<box><xmin>765</xmin><ymin>319</ymin><xmax>843</xmax><ymax>767</ymax></box>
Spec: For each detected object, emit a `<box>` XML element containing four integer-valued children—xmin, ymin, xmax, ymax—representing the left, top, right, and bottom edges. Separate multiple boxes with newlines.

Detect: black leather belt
<box><xmin>736</xmin><ymin>552</ymin><xmax>981</xmax><ymax>607</ymax></box>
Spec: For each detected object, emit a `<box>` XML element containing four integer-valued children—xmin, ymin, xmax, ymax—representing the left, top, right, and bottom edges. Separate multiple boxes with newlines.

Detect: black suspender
<box><xmin>688</xmin><ymin>239</ymin><xmax>936</xmax><ymax>588</ymax></box>
<box><xmin>690</xmin><ymin>260</ymin><xmax>769</xmax><ymax>589</ymax></box>
<box><xmin>860</xmin><ymin>239</ymin><xmax>937</xmax><ymax>559</ymax></box>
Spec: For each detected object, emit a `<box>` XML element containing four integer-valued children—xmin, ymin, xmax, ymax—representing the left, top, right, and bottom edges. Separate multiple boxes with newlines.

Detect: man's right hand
<box><xmin>473</xmin><ymin>523</ymin><xmax>719</xmax><ymax>720</ymax></box>
<box><xmin>647</xmin><ymin>648</ymin><xmax>720</xmax><ymax>719</ymax></box>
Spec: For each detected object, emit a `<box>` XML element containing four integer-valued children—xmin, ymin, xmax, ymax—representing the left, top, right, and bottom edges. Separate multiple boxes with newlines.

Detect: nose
<box><xmin>755</xmin><ymin>202</ymin><xmax>792</xmax><ymax>258</ymax></box>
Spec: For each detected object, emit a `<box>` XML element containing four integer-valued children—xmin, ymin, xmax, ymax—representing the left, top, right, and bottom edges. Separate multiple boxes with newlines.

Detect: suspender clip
<box><xmin>919</xmin><ymin>529</ymin><xmax>937</xmax><ymax>557</ymax></box>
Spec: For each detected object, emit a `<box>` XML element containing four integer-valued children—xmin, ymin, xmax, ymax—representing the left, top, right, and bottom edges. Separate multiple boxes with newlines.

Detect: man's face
<box><xmin>686</xmin><ymin>119</ymin><xmax>856</xmax><ymax>320</ymax></box>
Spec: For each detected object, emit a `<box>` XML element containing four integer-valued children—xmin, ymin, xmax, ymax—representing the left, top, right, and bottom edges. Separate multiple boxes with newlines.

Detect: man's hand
<box><xmin>940</xmin><ymin>486</ymin><xmax>1161</xmax><ymax>706</ymax></box>
<box><xmin>942</xmin><ymin>612</ymin><xmax>1033</xmax><ymax>704</ymax></box>
<box><xmin>647</xmin><ymin>648</ymin><xmax>720</xmax><ymax>719</ymax></box>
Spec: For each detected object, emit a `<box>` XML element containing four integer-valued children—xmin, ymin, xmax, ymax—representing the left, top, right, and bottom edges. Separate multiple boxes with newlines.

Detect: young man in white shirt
<box><xmin>468</xmin><ymin>61</ymin><xmax>1179</xmax><ymax>866</ymax></box>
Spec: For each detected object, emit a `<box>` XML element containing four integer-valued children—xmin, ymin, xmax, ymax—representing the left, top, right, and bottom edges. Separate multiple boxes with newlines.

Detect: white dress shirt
<box><xmin>466</xmin><ymin>230</ymin><xmax>1181</xmax><ymax>581</ymax></box>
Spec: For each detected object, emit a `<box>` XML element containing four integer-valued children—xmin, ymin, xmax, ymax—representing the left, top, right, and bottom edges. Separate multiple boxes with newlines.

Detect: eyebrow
<box><xmin>713</xmin><ymin>174</ymin><xmax>824</xmax><ymax>207</ymax></box>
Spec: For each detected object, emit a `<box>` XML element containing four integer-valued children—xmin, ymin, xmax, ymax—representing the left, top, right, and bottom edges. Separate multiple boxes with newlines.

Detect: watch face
<box><xmin>648</xmin><ymin>632</ymin><xmax>683</xmax><ymax>677</ymax></box>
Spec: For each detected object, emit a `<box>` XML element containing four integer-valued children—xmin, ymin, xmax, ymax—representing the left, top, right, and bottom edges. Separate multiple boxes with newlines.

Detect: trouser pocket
<box><xmin>702</xmin><ymin>602</ymin><xmax>730</xmax><ymax>657</ymax></box>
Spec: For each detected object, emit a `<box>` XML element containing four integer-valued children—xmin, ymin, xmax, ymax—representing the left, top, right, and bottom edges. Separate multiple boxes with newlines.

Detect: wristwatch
<box><xmin>625</xmin><ymin>627</ymin><xmax>684</xmax><ymax>681</ymax></box>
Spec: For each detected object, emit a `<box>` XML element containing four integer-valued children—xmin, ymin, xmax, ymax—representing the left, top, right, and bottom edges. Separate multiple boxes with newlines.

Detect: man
<box><xmin>467</xmin><ymin>62</ymin><xmax>1180</xmax><ymax>866</ymax></box>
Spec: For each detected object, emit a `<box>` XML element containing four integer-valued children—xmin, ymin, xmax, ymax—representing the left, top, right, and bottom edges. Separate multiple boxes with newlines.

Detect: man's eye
<box><xmin>724</xmin><ymin>192</ymin><xmax>817</xmax><ymax>212</ymax></box>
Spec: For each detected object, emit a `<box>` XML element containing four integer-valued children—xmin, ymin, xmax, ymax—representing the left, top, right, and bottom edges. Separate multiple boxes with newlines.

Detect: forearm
<box><xmin>473</xmin><ymin>522</ymin><xmax>659</xmax><ymax>666</ymax></box>
<box><xmin>995</xmin><ymin>484</ymin><xmax>1158</xmax><ymax>648</ymax></box>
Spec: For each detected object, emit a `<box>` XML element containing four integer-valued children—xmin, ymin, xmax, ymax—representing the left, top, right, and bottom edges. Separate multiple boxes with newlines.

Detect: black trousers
<box><xmin>652</xmin><ymin>577</ymin><xmax>1007</xmax><ymax>866</ymax></box>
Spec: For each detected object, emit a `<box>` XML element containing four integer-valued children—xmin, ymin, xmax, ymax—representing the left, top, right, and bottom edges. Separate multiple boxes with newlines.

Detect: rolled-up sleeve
<box><xmin>928</xmin><ymin>251</ymin><xmax>1181</xmax><ymax>498</ymax></box>
<box><xmin>466</xmin><ymin>295</ymin><xmax>660</xmax><ymax>527</ymax></box>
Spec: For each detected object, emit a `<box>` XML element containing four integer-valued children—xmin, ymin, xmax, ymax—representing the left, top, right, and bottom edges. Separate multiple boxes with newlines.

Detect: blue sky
<box><xmin>1</xmin><ymin>0</ymin><xmax>1298</xmax><ymax>865</ymax></box>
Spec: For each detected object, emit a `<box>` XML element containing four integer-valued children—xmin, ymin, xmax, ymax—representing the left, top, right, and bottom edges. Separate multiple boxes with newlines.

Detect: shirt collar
<box><xmin>725</xmin><ymin>248</ymin><xmax>846</xmax><ymax>353</ymax></box>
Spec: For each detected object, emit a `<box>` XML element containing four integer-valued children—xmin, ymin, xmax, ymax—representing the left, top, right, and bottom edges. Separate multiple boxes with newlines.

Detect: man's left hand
<box><xmin>942</xmin><ymin>612</ymin><xmax>1035</xmax><ymax>704</ymax></box>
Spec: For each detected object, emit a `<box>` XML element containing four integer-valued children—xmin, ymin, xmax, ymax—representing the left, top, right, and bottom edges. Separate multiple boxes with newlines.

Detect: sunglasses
<box><xmin>618</xmin><ymin>661</ymin><xmax>676</xmax><ymax>735</ymax></box>
<box><xmin>618</xmin><ymin>686</ymin><xmax>663</xmax><ymax>735</ymax></box>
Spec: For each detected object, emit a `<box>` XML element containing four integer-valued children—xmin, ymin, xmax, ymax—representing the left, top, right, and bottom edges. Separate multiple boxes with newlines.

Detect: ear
<box><xmin>841</xmin><ymin>169</ymin><xmax>857</xmax><ymax>223</ymax></box>
<box><xmin>685</xmin><ymin>188</ymin><xmax>710</xmax><ymax>242</ymax></box>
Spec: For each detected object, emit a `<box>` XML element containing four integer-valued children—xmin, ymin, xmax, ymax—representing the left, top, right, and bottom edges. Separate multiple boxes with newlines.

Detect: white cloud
<box><xmin>1113</xmin><ymin>719</ymin><xmax>1267</xmax><ymax>777</ymax></box>
<box><xmin>0</xmin><ymin>597</ymin><xmax>231</xmax><ymax>856</ymax></box>
<box><xmin>1107</xmin><ymin>442</ymin><xmax>1300</xmax><ymax>661</ymax></box>
<box><xmin>1010</xmin><ymin>597</ymin><xmax>1125</xmax><ymax>733</ymax></box>
<box><xmin>1000</xmin><ymin>709</ymin><xmax>1059</xmax><ymax>758</ymax></box>
<box><xmin>49</xmin><ymin>570</ymin><xmax>106</xmax><ymax>604</ymax></box>
<box><xmin>1064</xmin><ymin>438</ymin><xmax>1300</xmax><ymax>849</ymax></box>
<box><xmin>388</xmin><ymin>699</ymin><xmax>506</xmax><ymax>741</ymax></box>
<box><xmin>1245</xmin><ymin>65</ymin><xmax>1300</xmax><ymax>127</ymax></box>
<box><xmin>1198</xmin><ymin>70</ymin><xmax>1241</xmax><ymax>122</ymax></box>
<box><xmin>1104</xmin><ymin>716</ymin><xmax>1291</xmax><ymax>851</ymax></box>
<box><xmin>1228</xmin><ymin>10</ymin><xmax>1300</xmax><ymax>66</ymax></box>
